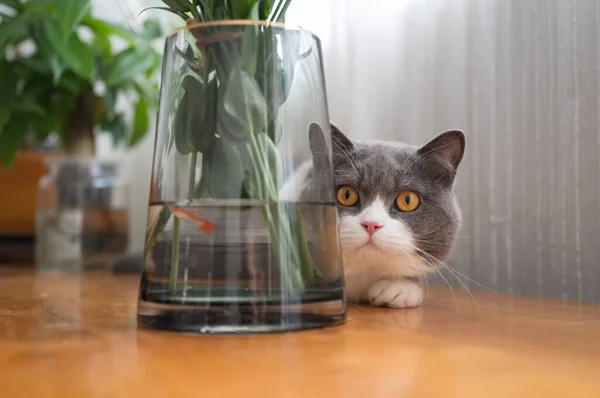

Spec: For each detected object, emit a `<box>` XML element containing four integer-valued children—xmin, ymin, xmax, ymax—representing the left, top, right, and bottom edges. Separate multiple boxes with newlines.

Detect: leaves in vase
<box><xmin>207</xmin><ymin>136</ymin><xmax>245</xmax><ymax>198</ymax></box>
<box><xmin>254</xmin><ymin>29</ymin><xmax>300</xmax><ymax>136</ymax></box>
<box><xmin>173</xmin><ymin>75</ymin><xmax>217</xmax><ymax>154</ymax></box>
<box><xmin>231</xmin><ymin>0</ymin><xmax>254</xmax><ymax>19</ymax></box>
<box><xmin>174</xmin><ymin>94</ymin><xmax>192</xmax><ymax>154</ymax></box>
<box><xmin>220</xmin><ymin>63</ymin><xmax>267</xmax><ymax>140</ymax></box>
<box><xmin>241</xmin><ymin>25</ymin><xmax>259</xmax><ymax>76</ymax></box>
<box><xmin>144</xmin><ymin>206</ymin><xmax>172</xmax><ymax>264</ymax></box>
<box><xmin>162</xmin><ymin>0</ymin><xmax>194</xmax><ymax>12</ymax></box>
<box><xmin>255</xmin><ymin>131</ymin><xmax>282</xmax><ymax>191</ymax></box>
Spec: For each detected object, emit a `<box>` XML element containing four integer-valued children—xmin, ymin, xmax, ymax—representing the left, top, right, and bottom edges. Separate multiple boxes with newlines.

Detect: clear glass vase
<box><xmin>36</xmin><ymin>157</ymin><xmax>130</xmax><ymax>272</ymax></box>
<box><xmin>137</xmin><ymin>21</ymin><xmax>346</xmax><ymax>334</ymax></box>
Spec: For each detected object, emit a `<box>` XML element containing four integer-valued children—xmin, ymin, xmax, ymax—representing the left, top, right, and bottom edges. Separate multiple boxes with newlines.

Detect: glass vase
<box><xmin>137</xmin><ymin>21</ymin><xmax>346</xmax><ymax>334</ymax></box>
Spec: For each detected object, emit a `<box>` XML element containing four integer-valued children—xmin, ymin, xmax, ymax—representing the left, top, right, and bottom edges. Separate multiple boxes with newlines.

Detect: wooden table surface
<box><xmin>1</xmin><ymin>266</ymin><xmax>599</xmax><ymax>398</ymax></box>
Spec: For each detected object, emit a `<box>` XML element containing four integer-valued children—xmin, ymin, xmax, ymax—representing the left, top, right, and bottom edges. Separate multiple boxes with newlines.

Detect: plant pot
<box><xmin>137</xmin><ymin>21</ymin><xmax>346</xmax><ymax>334</ymax></box>
<box><xmin>0</xmin><ymin>151</ymin><xmax>52</xmax><ymax>237</ymax></box>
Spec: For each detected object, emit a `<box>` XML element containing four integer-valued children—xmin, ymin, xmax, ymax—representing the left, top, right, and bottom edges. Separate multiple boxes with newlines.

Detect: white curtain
<box><xmin>288</xmin><ymin>0</ymin><xmax>600</xmax><ymax>302</ymax></box>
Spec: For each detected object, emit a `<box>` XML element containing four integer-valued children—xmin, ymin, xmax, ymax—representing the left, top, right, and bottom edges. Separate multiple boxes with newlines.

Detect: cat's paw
<box><xmin>367</xmin><ymin>279</ymin><xmax>423</xmax><ymax>308</ymax></box>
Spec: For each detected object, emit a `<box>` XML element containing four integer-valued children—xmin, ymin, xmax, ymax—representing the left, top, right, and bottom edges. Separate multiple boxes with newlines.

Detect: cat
<box><xmin>280</xmin><ymin>123</ymin><xmax>465</xmax><ymax>308</ymax></box>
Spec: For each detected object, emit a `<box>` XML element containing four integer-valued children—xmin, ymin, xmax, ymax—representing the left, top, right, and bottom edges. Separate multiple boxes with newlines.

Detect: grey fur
<box><xmin>301</xmin><ymin>123</ymin><xmax>466</xmax><ymax>265</ymax></box>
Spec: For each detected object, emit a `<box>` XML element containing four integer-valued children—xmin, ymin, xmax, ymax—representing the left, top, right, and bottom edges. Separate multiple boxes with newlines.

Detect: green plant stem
<box><xmin>189</xmin><ymin>151</ymin><xmax>198</xmax><ymax>194</ymax></box>
<box><xmin>189</xmin><ymin>3</ymin><xmax>202</xmax><ymax>21</ymax></box>
<box><xmin>247</xmin><ymin>130</ymin><xmax>305</xmax><ymax>293</ymax></box>
<box><xmin>169</xmin><ymin>151</ymin><xmax>197</xmax><ymax>295</ymax></box>
<box><xmin>169</xmin><ymin>216</ymin><xmax>181</xmax><ymax>293</ymax></box>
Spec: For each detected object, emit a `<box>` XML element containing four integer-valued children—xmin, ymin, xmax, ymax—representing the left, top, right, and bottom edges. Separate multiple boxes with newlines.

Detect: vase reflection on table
<box><xmin>137</xmin><ymin>20</ymin><xmax>346</xmax><ymax>334</ymax></box>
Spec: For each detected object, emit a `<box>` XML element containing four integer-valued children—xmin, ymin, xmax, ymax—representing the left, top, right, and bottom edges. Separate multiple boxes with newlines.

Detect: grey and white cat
<box><xmin>281</xmin><ymin>123</ymin><xmax>465</xmax><ymax>308</ymax></box>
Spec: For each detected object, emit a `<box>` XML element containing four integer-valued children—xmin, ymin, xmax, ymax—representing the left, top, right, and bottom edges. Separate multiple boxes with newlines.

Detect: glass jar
<box><xmin>35</xmin><ymin>156</ymin><xmax>130</xmax><ymax>272</ymax></box>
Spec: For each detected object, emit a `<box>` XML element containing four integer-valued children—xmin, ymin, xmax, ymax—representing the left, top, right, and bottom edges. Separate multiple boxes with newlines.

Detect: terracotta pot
<box><xmin>0</xmin><ymin>151</ymin><xmax>54</xmax><ymax>236</ymax></box>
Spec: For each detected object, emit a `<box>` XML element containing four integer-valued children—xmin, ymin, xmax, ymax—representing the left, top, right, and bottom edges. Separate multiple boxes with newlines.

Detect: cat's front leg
<box><xmin>367</xmin><ymin>279</ymin><xmax>423</xmax><ymax>308</ymax></box>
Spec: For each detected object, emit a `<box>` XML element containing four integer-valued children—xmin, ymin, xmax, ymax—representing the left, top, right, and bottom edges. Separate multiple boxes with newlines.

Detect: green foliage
<box><xmin>159</xmin><ymin>0</ymin><xmax>293</xmax><ymax>22</ymax></box>
<box><xmin>0</xmin><ymin>0</ymin><xmax>163</xmax><ymax>165</ymax></box>
<box><xmin>157</xmin><ymin>0</ymin><xmax>320</xmax><ymax>293</ymax></box>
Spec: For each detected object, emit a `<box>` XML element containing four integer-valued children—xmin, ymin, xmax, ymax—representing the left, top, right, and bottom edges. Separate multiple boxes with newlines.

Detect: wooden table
<box><xmin>1</xmin><ymin>267</ymin><xmax>599</xmax><ymax>398</ymax></box>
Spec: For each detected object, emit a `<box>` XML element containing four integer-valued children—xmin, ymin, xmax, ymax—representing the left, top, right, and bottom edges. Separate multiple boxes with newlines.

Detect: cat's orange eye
<box><xmin>396</xmin><ymin>191</ymin><xmax>420</xmax><ymax>212</ymax></box>
<box><xmin>336</xmin><ymin>185</ymin><xmax>359</xmax><ymax>207</ymax></box>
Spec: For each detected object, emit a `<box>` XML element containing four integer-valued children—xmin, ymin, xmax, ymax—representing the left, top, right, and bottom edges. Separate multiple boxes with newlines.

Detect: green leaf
<box><xmin>101</xmin><ymin>113</ymin><xmax>126</xmax><ymax>145</ymax></box>
<box><xmin>213</xmin><ymin>4</ymin><xmax>226</xmax><ymax>19</ymax></box>
<box><xmin>254</xmin><ymin>28</ymin><xmax>300</xmax><ymax>133</ymax></box>
<box><xmin>173</xmin><ymin>76</ymin><xmax>216</xmax><ymax>154</ymax></box>
<box><xmin>207</xmin><ymin>136</ymin><xmax>244</xmax><ymax>198</ymax></box>
<box><xmin>162</xmin><ymin>0</ymin><xmax>193</xmax><ymax>12</ymax></box>
<box><xmin>0</xmin><ymin>10</ymin><xmax>32</xmax><ymax>51</ymax></box>
<box><xmin>219</xmin><ymin>64</ymin><xmax>267</xmax><ymax>140</ymax></box>
<box><xmin>0</xmin><ymin>60</ymin><xmax>18</xmax><ymax>109</ymax></box>
<box><xmin>231</xmin><ymin>0</ymin><xmax>255</xmax><ymax>19</ymax></box>
<box><xmin>56</xmin><ymin>72</ymin><xmax>81</xmax><ymax>93</ymax></box>
<box><xmin>130</xmin><ymin>98</ymin><xmax>149</xmax><ymax>146</ymax></box>
<box><xmin>0</xmin><ymin>0</ymin><xmax>23</xmax><ymax>10</ymax></box>
<box><xmin>241</xmin><ymin>25</ymin><xmax>258</xmax><ymax>76</ymax></box>
<box><xmin>273</xmin><ymin>0</ymin><xmax>292</xmax><ymax>22</ymax></box>
<box><xmin>92</xmin><ymin>26</ymin><xmax>112</xmax><ymax>57</ymax></box>
<box><xmin>51</xmin><ymin>56</ymin><xmax>65</xmax><ymax>84</ymax></box>
<box><xmin>0</xmin><ymin>114</ymin><xmax>29</xmax><ymax>166</ymax></box>
<box><xmin>104</xmin><ymin>87</ymin><xmax>118</xmax><ymax>114</ymax></box>
<box><xmin>14</xmin><ymin>97</ymin><xmax>45</xmax><ymax>115</ymax></box>
<box><xmin>43</xmin><ymin>19</ymin><xmax>96</xmax><ymax>81</ymax></box>
<box><xmin>143</xmin><ymin>19</ymin><xmax>163</xmax><ymax>39</ymax></box>
<box><xmin>81</xmin><ymin>16</ymin><xmax>139</xmax><ymax>46</ymax></box>
<box><xmin>105</xmin><ymin>48</ymin><xmax>156</xmax><ymax>86</ymax></box>
<box><xmin>18</xmin><ymin>56</ymin><xmax>49</xmax><ymax>74</ymax></box>
<box><xmin>259</xmin><ymin>0</ymin><xmax>274</xmax><ymax>19</ymax></box>
<box><xmin>0</xmin><ymin>110</ymin><xmax>9</xmax><ymax>131</ymax></box>
<box><xmin>174</xmin><ymin>94</ymin><xmax>192</xmax><ymax>155</ymax></box>
<box><xmin>56</xmin><ymin>0</ymin><xmax>91</xmax><ymax>41</ymax></box>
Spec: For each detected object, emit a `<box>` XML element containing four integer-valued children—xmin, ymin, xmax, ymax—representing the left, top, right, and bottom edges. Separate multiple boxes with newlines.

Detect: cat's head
<box><xmin>319</xmin><ymin>124</ymin><xmax>465</xmax><ymax>277</ymax></box>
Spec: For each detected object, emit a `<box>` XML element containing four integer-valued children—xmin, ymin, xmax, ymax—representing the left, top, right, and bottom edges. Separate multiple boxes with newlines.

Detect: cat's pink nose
<box><xmin>361</xmin><ymin>221</ymin><xmax>383</xmax><ymax>236</ymax></box>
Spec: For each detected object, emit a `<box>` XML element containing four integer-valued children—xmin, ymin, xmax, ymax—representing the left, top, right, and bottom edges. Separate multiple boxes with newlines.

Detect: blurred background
<box><xmin>2</xmin><ymin>0</ymin><xmax>599</xmax><ymax>302</ymax></box>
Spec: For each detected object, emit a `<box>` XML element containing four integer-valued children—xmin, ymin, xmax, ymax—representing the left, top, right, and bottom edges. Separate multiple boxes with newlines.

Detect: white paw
<box><xmin>367</xmin><ymin>279</ymin><xmax>423</xmax><ymax>308</ymax></box>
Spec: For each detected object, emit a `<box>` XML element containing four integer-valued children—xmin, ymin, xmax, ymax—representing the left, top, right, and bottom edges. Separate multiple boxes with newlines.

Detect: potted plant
<box><xmin>0</xmin><ymin>0</ymin><xmax>162</xmax><ymax>237</ymax></box>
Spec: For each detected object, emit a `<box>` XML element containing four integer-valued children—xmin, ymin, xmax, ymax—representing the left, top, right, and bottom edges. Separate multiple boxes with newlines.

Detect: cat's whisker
<box><xmin>412</xmin><ymin>248</ymin><xmax>459</xmax><ymax>313</ymax></box>
<box><xmin>437</xmin><ymin>263</ymin><xmax>495</xmax><ymax>293</ymax></box>
<box><xmin>394</xmin><ymin>245</ymin><xmax>430</xmax><ymax>298</ymax></box>
<box><xmin>332</xmin><ymin>139</ymin><xmax>360</xmax><ymax>175</ymax></box>
<box><xmin>413</xmin><ymin>247</ymin><xmax>480</xmax><ymax>307</ymax></box>
<box><xmin>412</xmin><ymin>239</ymin><xmax>449</xmax><ymax>246</ymax></box>
<box><xmin>414</xmin><ymin>246</ymin><xmax>489</xmax><ymax>293</ymax></box>
<box><xmin>414</xmin><ymin>219</ymin><xmax>450</xmax><ymax>237</ymax></box>
<box><xmin>348</xmin><ymin>302</ymin><xmax>369</xmax><ymax>310</ymax></box>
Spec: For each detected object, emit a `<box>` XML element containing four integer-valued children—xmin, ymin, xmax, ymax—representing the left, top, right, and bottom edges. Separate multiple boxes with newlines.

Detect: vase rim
<box><xmin>168</xmin><ymin>19</ymin><xmax>320</xmax><ymax>42</ymax></box>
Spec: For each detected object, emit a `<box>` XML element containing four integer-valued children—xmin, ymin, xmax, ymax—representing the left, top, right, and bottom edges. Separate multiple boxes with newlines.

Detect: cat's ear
<box><xmin>331</xmin><ymin>123</ymin><xmax>354</xmax><ymax>155</ymax></box>
<box><xmin>309</xmin><ymin>122</ymin><xmax>331</xmax><ymax>171</ymax></box>
<box><xmin>417</xmin><ymin>130</ymin><xmax>466</xmax><ymax>172</ymax></box>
